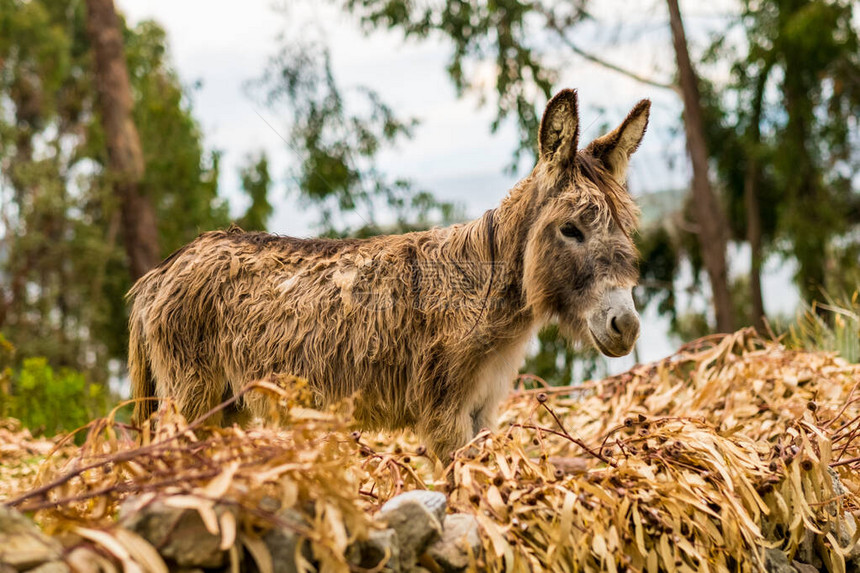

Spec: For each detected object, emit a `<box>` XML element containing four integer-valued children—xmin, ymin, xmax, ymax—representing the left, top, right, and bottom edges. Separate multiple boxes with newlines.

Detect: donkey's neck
<box><xmin>441</xmin><ymin>177</ymin><xmax>536</xmax><ymax>266</ymax></box>
<box><xmin>434</xmin><ymin>178</ymin><xmax>538</xmax><ymax>338</ymax></box>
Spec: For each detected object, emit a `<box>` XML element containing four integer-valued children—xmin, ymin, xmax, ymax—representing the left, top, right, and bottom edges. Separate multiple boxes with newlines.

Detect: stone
<box><xmin>826</xmin><ymin>471</ymin><xmax>860</xmax><ymax>563</ymax></box>
<box><xmin>836</xmin><ymin>511</ymin><xmax>860</xmax><ymax>561</ymax></box>
<box><xmin>0</xmin><ymin>505</ymin><xmax>63</xmax><ymax>569</ymax></box>
<box><xmin>381</xmin><ymin>491</ymin><xmax>447</xmax><ymax>526</ymax></box>
<box><xmin>258</xmin><ymin>496</ymin><xmax>281</xmax><ymax>514</ymax></box>
<box><xmin>120</xmin><ymin>497</ymin><xmax>235</xmax><ymax>568</ymax></box>
<box><xmin>427</xmin><ymin>514</ymin><xmax>482</xmax><ymax>572</ymax></box>
<box><xmin>791</xmin><ymin>561</ymin><xmax>819</xmax><ymax>573</ymax></box>
<box><xmin>378</xmin><ymin>496</ymin><xmax>443</xmax><ymax>569</ymax></box>
<box><xmin>261</xmin><ymin>509</ymin><xmax>314</xmax><ymax>573</ymax></box>
<box><xmin>349</xmin><ymin>528</ymin><xmax>401</xmax><ymax>572</ymax></box>
<box><xmin>764</xmin><ymin>548</ymin><xmax>793</xmax><ymax>573</ymax></box>
<box><xmin>795</xmin><ymin>530</ymin><xmax>822</xmax><ymax>570</ymax></box>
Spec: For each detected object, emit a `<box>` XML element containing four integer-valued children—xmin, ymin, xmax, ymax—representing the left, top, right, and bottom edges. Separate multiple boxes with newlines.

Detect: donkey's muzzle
<box><xmin>587</xmin><ymin>288</ymin><xmax>640</xmax><ymax>358</ymax></box>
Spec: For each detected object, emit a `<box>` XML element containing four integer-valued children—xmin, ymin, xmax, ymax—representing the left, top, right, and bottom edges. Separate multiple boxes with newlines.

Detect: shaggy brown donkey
<box><xmin>128</xmin><ymin>89</ymin><xmax>649</xmax><ymax>459</ymax></box>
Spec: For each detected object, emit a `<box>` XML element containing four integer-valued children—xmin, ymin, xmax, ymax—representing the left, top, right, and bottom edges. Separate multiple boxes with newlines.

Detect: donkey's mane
<box><xmin>576</xmin><ymin>153</ymin><xmax>640</xmax><ymax>237</ymax></box>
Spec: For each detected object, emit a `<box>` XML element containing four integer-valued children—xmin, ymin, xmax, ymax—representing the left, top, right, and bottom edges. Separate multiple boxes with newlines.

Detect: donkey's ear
<box><xmin>586</xmin><ymin>99</ymin><xmax>650</xmax><ymax>181</ymax></box>
<box><xmin>538</xmin><ymin>89</ymin><xmax>579</xmax><ymax>165</ymax></box>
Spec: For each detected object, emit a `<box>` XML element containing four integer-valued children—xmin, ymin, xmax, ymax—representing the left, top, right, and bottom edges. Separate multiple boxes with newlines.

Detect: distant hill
<box><xmin>637</xmin><ymin>188</ymin><xmax>686</xmax><ymax>229</ymax></box>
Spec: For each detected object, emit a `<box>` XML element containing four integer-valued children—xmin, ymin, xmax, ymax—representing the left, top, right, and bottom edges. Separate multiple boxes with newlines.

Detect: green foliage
<box><xmin>341</xmin><ymin>0</ymin><xmax>571</xmax><ymax>167</ymax></box>
<box><xmin>711</xmin><ymin>0</ymin><xmax>860</xmax><ymax>303</ymax></box>
<box><xmin>0</xmin><ymin>2</ymin><xmax>233</xmax><ymax>380</ymax></box>
<box><xmin>249</xmin><ymin>41</ymin><xmax>458</xmax><ymax>235</ymax></box>
<box><xmin>3</xmin><ymin>357</ymin><xmax>106</xmax><ymax>437</ymax></box>
<box><xmin>236</xmin><ymin>153</ymin><xmax>274</xmax><ymax>231</ymax></box>
<box><xmin>789</xmin><ymin>292</ymin><xmax>860</xmax><ymax>363</ymax></box>
<box><xmin>637</xmin><ymin>225</ymin><xmax>681</xmax><ymax>327</ymax></box>
<box><xmin>125</xmin><ymin>20</ymin><xmax>230</xmax><ymax>246</ymax></box>
<box><xmin>0</xmin><ymin>336</ymin><xmax>106</xmax><ymax>436</ymax></box>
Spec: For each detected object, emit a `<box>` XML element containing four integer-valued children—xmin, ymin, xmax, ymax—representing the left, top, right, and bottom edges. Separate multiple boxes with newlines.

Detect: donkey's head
<box><xmin>521</xmin><ymin>89</ymin><xmax>649</xmax><ymax>358</ymax></box>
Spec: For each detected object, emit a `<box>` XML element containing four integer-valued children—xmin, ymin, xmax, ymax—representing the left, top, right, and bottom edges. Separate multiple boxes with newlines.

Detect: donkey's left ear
<box><xmin>538</xmin><ymin>89</ymin><xmax>579</xmax><ymax>165</ymax></box>
<box><xmin>585</xmin><ymin>99</ymin><xmax>650</xmax><ymax>181</ymax></box>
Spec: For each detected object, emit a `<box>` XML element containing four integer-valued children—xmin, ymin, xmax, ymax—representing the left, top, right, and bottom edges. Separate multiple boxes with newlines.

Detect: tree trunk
<box><xmin>666</xmin><ymin>0</ymin><xmax>735</xmax><ymax>333</ymax></box>
<box><xmin>745</xmin><ymin>69</ymin><xmax>770</xmax><ymax>333</ymax></box>
<box><xmin>744</xmin><ymin>156</ymin><xmax>765</xmax><ymax>331</ymax></box>
<box><xmin>85</xmin><ymin>0</ymin><xmax>159</xmax><ymax>281</ymax></box>
<box><xmin>781</xmin><ymin>58</ymin><xmax>827</xmax><ymax>308</ymax></box>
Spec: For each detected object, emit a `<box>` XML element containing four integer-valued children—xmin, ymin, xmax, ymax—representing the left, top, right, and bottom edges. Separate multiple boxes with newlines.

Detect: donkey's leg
<box><xmin>468</xmin><ymin>371</ymin><xmax>511</xmax><ymax>437</ymax></box>
<box><xmin>418</xmin><ymin>409</ymin><xmax>475</xmax><ymax>463</ymax></box>
<box><xmin>149</xmin><ymin>349</ymin><xmax>227</xmax><ymax>426</ymax></box>
<box><xmin>471</xmin><ymin>400</ymin><xmax>501</xmax><ymax>437</ymax></box>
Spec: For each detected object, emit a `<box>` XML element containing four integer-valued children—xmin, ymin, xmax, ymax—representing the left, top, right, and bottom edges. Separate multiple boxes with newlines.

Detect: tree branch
<box><xmin>539</xmin><ymin>9</ymin><xmax>677</xmax><ymax>92</ymax></box>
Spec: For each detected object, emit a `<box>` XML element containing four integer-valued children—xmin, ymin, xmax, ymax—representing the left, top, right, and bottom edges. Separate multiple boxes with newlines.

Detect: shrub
<box><xmin>0</xmin><ymin>335</ymin><xmax>107</xmax><ymax>436</ymax></box>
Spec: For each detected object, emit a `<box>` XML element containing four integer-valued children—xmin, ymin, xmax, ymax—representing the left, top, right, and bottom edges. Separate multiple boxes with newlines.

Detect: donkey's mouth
<box><xmin>589</xmin><ymin>328</ymin><xmax>626</xmax><ymax>358</ymax></box>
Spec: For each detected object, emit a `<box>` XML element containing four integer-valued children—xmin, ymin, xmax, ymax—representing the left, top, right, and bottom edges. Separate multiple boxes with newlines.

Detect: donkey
<box><xmin>128</xmin><ymin>89</ymin><xmax>649</xmax><ymax>460</ymax></box>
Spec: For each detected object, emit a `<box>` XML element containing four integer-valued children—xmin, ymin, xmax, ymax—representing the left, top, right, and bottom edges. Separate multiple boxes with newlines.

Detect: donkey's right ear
<box><xmin>538</xmin><ymin>89</ymin><xmax>579</xmax><ymax>165</ymax></box>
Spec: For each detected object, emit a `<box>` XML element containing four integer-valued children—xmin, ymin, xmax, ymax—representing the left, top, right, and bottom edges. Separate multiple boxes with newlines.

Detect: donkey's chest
<box><xmin>466</xmin><ymin>325</ymin><xmax>537</xmax><ymax>416</ymax></box>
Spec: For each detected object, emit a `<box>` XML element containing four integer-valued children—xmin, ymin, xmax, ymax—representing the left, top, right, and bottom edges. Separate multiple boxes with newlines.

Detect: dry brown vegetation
<box><xmin>3</xmin><ymin>329</ymin><xmax>860</xmax><ymax>572</ymax></box>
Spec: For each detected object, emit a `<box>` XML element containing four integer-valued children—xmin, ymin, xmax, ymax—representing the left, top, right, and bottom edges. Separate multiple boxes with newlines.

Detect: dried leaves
<box><xmin>0</xmin><ymin>419</ymin><xmax>68</xmax><ymax>503</ymax></box>
<box><xmin>3</xmin><ymin>329</ymin><xmax>860</xmax><ymax>572</ymax></box>
<box><xmin>445</xmin><ymin>329</ymin><xmax>860</xmax><ymax>571</ymax></box>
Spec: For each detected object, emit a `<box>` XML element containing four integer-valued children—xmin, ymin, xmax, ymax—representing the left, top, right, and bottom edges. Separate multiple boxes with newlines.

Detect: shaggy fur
<box><xmin>128</xmin><ymin>90</ymin><xmax>650</xmax><ymax>459</ymax></box>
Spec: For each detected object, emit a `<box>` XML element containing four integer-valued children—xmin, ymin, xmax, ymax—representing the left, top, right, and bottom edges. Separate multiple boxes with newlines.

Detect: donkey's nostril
<box><xmin>610</xmin><ymin>316</ymin><xmax>621</xmax><ymax>335</ymax></box>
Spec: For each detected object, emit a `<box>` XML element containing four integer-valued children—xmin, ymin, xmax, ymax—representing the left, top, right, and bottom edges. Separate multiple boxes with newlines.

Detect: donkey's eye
<box><xmin>560</xmin><ymin>222</ymin><xmax>585</xmax><ymax>243</ymax></box>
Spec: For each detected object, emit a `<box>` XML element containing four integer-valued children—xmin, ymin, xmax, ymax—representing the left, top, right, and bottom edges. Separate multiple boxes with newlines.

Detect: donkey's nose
<box><xmin>607</xmin><ymin>309</ymin><xmax>639</xmax><ymax>345</ymax></box>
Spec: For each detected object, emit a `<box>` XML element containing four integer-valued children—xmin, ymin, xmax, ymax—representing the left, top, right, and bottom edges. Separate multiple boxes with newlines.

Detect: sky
<box><xmin>118</xmin><ymin>0</ymin><xmax>694</xmax><ymax>234</ymax></box>
<box><xmin>117</xmin><ymin>0</ymin><xmax>799</xmax><ymax>371</ymax></box>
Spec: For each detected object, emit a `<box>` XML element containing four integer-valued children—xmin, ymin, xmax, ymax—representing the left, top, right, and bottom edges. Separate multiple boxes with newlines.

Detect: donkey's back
<box><xmin>129</xmin><ymin>226</ymin><xmax>450</xmax><ymax>434</ymax></box>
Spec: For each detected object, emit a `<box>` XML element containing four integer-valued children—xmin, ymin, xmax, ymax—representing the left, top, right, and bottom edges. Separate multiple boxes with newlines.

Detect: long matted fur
<box><xmin>128</xmin><ymin>89</ymin><xmax>650</xmax><ymax>458</ymax></box>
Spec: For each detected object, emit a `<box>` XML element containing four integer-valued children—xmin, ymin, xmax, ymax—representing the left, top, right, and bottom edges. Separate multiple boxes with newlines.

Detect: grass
<box><xmin>788</xmin><ymin>291</ymin><xmax>860</xmax><ymax>363</ymax></box>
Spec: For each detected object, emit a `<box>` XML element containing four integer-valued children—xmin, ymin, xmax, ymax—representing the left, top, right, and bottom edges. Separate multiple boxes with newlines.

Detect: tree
<box><xmin>0</xmin><ymin>1</ymin><xmax>232</xmax><ymax>380</ymax></box>
<box><xmin>761</xmin><ymin>0</ymin><xmax>860</xmax><ymax>302</ymax></box>
<box><xmin>84</xmin><ymin>0</ymin><xmax>159</xmax><ymax>281</ymax></box>
<box><xmin>249</xmin><ymin>42</ymin><xmax>458</xmax><ymax>236</ymax></box>
<box><xmin>334</xmin><ymin>0</ymin><xmax>746</xmax><ymax>368</ymax></box>
<box><xmin>666</xmin><ymin>0</ymin><xmax>735</xmax><ymax>333</ymax></box>
<box><xmin>236</xmin><ymin>153</ymin><xmax>273</xmax><ymax>232</ymax></box>
<box><xmin>340</xmin><ymin>0</ymin><xmax>683</xmax><ymax>168</ymax></box>
<box><xmin>703</xmin><ymin>0</ymin><xmax>860</xmax><ymax>323</ymax></box>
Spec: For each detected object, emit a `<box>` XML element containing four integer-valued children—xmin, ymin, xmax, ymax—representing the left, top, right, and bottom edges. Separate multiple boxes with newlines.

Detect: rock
<box><xmin>836</xmin><ymin>511</ymin><xmax>860</xmax><ymax>561</ymax></box>
<box><xmin>120</xmin><ymin>497</ymin><xmax>235</xmax><ymax>568</ymax></box>
<box><xmin>427</xmin><ymin>514</ymin><xmax>482</xmax><ymax>572</ymax></box>
<box><xmin>764</xmin><ymin>548</ymin><xmax>793</xmax><ymax>573</ymax></box>
<box><xmin>27</xmin><ymin>562</ymin><xmax>72</xmax><ymax>573</ymax></box>
<box><xmin>792</xmin><ymin>561</ymin><xmax>819</xmax><ymax>573</ymax></box>
<box><xmin>349</xmin><ymin>528</ymin><xmax>401</xmax><ymax>572</ymax></box>
<box><xmin>381</xmin><ymin>491</ymin><xmax>447</xmax><ymax>526</ymax></box>
<box><xmin>826</xmin><ymin>471</ymin><xmax>860</xmax><ymax>563</ymax></box>
<box><xmin>258</xmin><ymin>496</ymin><xmax>281</xmax><ymax>514</ymax></box>
<box><xmin>261</xmin><ymin>509</ymin><xmax>314</xmax><ymax>573</ymax></box>
<box><xmin>795</xmin><ymin>530</ymin><xmax>822</xmax><ymax>570</ymax></box>
<box><xmin>0</xmin><ymin>505</ymin><xmax>64</xmax><ymax>569</ymax></box>
<box><xmin>378</xmin><ymin>494</ymin><xmax>443</xmax><ymax>569</ymax></box>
